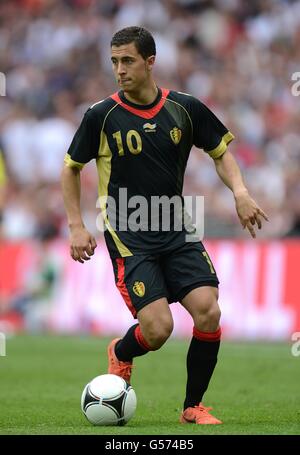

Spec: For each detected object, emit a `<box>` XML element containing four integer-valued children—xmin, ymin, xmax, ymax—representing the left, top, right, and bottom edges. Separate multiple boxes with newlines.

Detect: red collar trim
<box><xmin>110</xmin><ymin>88</ymin><xmax>170</xmax><ymax>119</ymax></box>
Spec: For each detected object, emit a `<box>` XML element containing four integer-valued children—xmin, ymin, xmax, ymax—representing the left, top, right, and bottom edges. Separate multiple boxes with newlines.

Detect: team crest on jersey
<box><xmin>170</xmin><ymin>127</ymin><xmax>182</xmax><ymax>144</ymax></box>
<box><xmin>143</xmin><ymin>123</ymin><xmax>156</xmax><ymax>133</ymax></box>
<box><xmin>133</xmin><ymin>281</ymin><xmax>145</xmax><ymax>297</ymax></box>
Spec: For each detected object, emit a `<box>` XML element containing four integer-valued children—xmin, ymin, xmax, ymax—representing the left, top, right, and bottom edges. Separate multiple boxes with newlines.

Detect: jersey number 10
<box><xmin>112</xmin><ymin>130</ymin><xmax>143</xmax><ymax>156</ymax></box>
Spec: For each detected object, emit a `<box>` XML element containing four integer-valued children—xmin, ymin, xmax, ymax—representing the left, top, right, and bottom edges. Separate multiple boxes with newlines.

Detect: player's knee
<box><xmin>206</xmin><ymin>304</ymin><xmax>221</xmax><ymax>327</ymax></box>
<box><xmin>143</xmin><ymin>317</ymin><xmax>173</xmax><ymax>350</ymax></box>
<box><xmin>193</xmin><ymin>293</ymin><xmax>221</xmax><ymax>331</ymax></box>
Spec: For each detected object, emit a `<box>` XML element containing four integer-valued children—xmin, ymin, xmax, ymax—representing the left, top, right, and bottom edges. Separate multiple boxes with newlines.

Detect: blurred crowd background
<box><xmin>1</xmin><ymin>0</ymin><xmax>300</xmax><ymax>241</ymax></box>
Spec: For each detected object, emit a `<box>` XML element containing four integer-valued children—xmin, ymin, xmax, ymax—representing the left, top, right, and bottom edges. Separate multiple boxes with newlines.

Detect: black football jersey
<box><xmin>65</xmin><ymin>88</ymin><xmax>234</xmax><ymax>258</ymax></box>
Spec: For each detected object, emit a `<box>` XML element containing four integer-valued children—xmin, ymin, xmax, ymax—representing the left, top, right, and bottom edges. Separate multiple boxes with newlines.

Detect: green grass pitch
<box><xmin>0</xmin><ymin>335</ymin><xmax>299</xmax><ymax>435</ymax></box>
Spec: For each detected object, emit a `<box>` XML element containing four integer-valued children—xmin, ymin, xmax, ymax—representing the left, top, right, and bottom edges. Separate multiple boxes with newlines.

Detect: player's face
<box><xmin>111</xmin><ymin>42</ymin><xmax>155</xmax><ymax>92</ymax></box>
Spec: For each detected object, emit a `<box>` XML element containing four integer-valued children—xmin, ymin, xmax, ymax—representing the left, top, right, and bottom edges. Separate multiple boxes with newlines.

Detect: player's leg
<box><xmin>162</xmin><ymin>242</ymin><xmax>222</xmax><ymax>424</ymax></box>
<box><xmin>113</xmin><ymin>295</ymin><xmax>173</xmax><ymax>355</ymax></box>
<box><xmin>108</xmin><ymin>255</ymin><xmax>172</xmax><ymax>382</ymax></box>
<box><xmin>108</xmin><ymin>297</ymin><xmax>173</xmax><ymax>383</ymax></box>
<box><xmin>136</xmin><ymin>297</ymin><xmax>174</xmax><ymax>350</ymax></box>
<box><xmin>180</xmin><ymin>285</ymin><xmax>222</xmax><ymax>423</ymax></box>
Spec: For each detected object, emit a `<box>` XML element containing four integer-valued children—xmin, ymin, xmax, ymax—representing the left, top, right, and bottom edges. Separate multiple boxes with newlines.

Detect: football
<box><xmin>81</xmin><ymin>374</ymin><xmax>137</xmax><ymax>426</ymax></box>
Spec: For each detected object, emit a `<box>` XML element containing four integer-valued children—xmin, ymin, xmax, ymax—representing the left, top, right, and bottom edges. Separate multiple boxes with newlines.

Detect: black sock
<box><xmin>115</xmin><ymin>323</ymin><xmax>151</xmax><ymax>362</ymax></box>
<box><xmin>184</xmin><ymin>327</ymin><xmax>221</xmax><ymax>410</ymax></box>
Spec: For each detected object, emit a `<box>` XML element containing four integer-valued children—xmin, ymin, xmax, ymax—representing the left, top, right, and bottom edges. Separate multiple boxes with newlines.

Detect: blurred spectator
<box><xmin>9</xmin><ymin>224</ymin><xmax>61</xmax><ymax>332</ymax></box>
<box><xmin>0</xmin><ymin>0</ymin><xmax>300</xmax><ymax>239</ymax></box>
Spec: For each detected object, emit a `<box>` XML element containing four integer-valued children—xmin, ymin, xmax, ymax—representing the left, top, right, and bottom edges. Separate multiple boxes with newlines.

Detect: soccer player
<box><xmin>61</xmin><ymin>26</ymin><xmax>268</xmax><ymax>425</ymax></box>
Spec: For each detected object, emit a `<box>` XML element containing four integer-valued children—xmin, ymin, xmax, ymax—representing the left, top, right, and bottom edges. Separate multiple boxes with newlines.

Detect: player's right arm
<box><xmin>61</xmin><ymin>108</ymin><xmax>100</xmax><ymax>263</ymax></box>
<box><xmin>61</xmin><ymin>165</ymin><xmax>97</xmax><ymax>263</ymax></box>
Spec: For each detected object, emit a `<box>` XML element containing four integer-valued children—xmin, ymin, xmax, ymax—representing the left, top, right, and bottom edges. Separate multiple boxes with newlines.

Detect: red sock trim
<box><xmin>193</xmin><ymin>326</ymin><xmax>222</xmax><ymax>342</ymax></box>
<box><xmin>134</xmin><ymin>325</ymin><xmax>152</xmax><ymax>351</ymax></box>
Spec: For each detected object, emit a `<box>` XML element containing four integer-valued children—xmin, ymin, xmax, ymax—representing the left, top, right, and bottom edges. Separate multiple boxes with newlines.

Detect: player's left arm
<box><xmin>187</xmin><ymin>96</ymin><xmax>269</xmax><ymax>238</ymax></box>
<box><xmin>213</xmin><ymin>150</ymin><xmax>269</xmax><ymax>238</ymax></box>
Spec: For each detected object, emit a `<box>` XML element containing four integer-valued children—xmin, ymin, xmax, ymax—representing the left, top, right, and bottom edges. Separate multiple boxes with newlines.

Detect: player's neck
<box><xmin>122</xmin><ymin>82</ymin><xmax>158</xmax><ymax>106</ymax></box>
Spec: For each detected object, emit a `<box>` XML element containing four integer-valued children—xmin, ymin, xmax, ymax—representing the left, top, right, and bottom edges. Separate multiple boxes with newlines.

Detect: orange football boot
<box><xmin>180</xmin><ymin>402</ymin><xmax>222</xmax><ymax>425</ymax></box>
<box><xmin>107</xmin><ymin>338</ymin><xmax>133</xmax><ymax>384</ymax></box>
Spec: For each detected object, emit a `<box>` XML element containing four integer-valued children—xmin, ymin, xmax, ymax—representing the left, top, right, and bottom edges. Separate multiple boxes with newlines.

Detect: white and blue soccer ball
<box><xmin>81</xmin><ymin>374</ymin><xmax>137</xmax><ymax>426</ymax></box>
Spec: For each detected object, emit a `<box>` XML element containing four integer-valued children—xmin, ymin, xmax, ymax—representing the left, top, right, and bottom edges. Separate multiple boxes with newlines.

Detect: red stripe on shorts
<box><xmin>115</xmin><ymin>258</ymin><xmax>136</xmax><ymax>318</ymax></box>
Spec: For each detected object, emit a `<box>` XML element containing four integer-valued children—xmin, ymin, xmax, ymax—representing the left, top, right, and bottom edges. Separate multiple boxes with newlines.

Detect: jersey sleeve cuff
<box><xmin>205</xmin><ymin>131</ymin><xmax>235</xmax><ymax>159</ymax></box>
<box><xmin>64</xmin><ymin>153</ymin><xmax>85</xmax><ymax>170</ymax></box>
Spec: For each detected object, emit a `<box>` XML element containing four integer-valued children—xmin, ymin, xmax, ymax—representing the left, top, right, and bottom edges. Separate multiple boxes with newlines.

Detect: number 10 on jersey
<box><xmin>113</xmin><ymin>130</ymin><xmax>142</xmax><ymax>156</ymax></box>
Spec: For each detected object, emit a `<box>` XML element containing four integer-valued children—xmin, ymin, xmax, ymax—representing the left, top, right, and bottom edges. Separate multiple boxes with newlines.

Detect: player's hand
<box><xmin>69</xmin><ymin>225</ymin><xmax>97</xmax><ymax>263</ymax></box>
<box><xmin>234</xmin><ymin>190</ymin><xmax>269</xmax><ymax>238</ymax></box>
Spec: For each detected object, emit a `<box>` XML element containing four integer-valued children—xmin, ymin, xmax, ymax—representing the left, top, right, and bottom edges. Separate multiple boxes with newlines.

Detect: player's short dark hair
<box><xmin>111</xmin><ymin>26</ymin><xmax>156</xmax><ymax>60</ymax></box>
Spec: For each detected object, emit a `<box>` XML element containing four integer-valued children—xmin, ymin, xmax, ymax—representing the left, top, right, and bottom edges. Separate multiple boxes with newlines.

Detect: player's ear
<box><xmin>146</xmin><ymin>55</ymin><xmax>155</xmax><ymax>71</ymax></box>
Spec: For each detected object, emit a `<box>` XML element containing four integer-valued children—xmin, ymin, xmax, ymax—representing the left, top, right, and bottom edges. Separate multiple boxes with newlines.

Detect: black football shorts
<box><xmin>111</xmin><ymin>241</ymin><xmax>219</xmax><ymax>318</ymax></box>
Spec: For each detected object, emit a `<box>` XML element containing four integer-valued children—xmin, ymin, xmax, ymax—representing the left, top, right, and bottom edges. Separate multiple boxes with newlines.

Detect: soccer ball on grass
<box><xmin>81</xmin><ymin>374</ymin><xmax>137</xmax><ymax>426</ymax></box>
